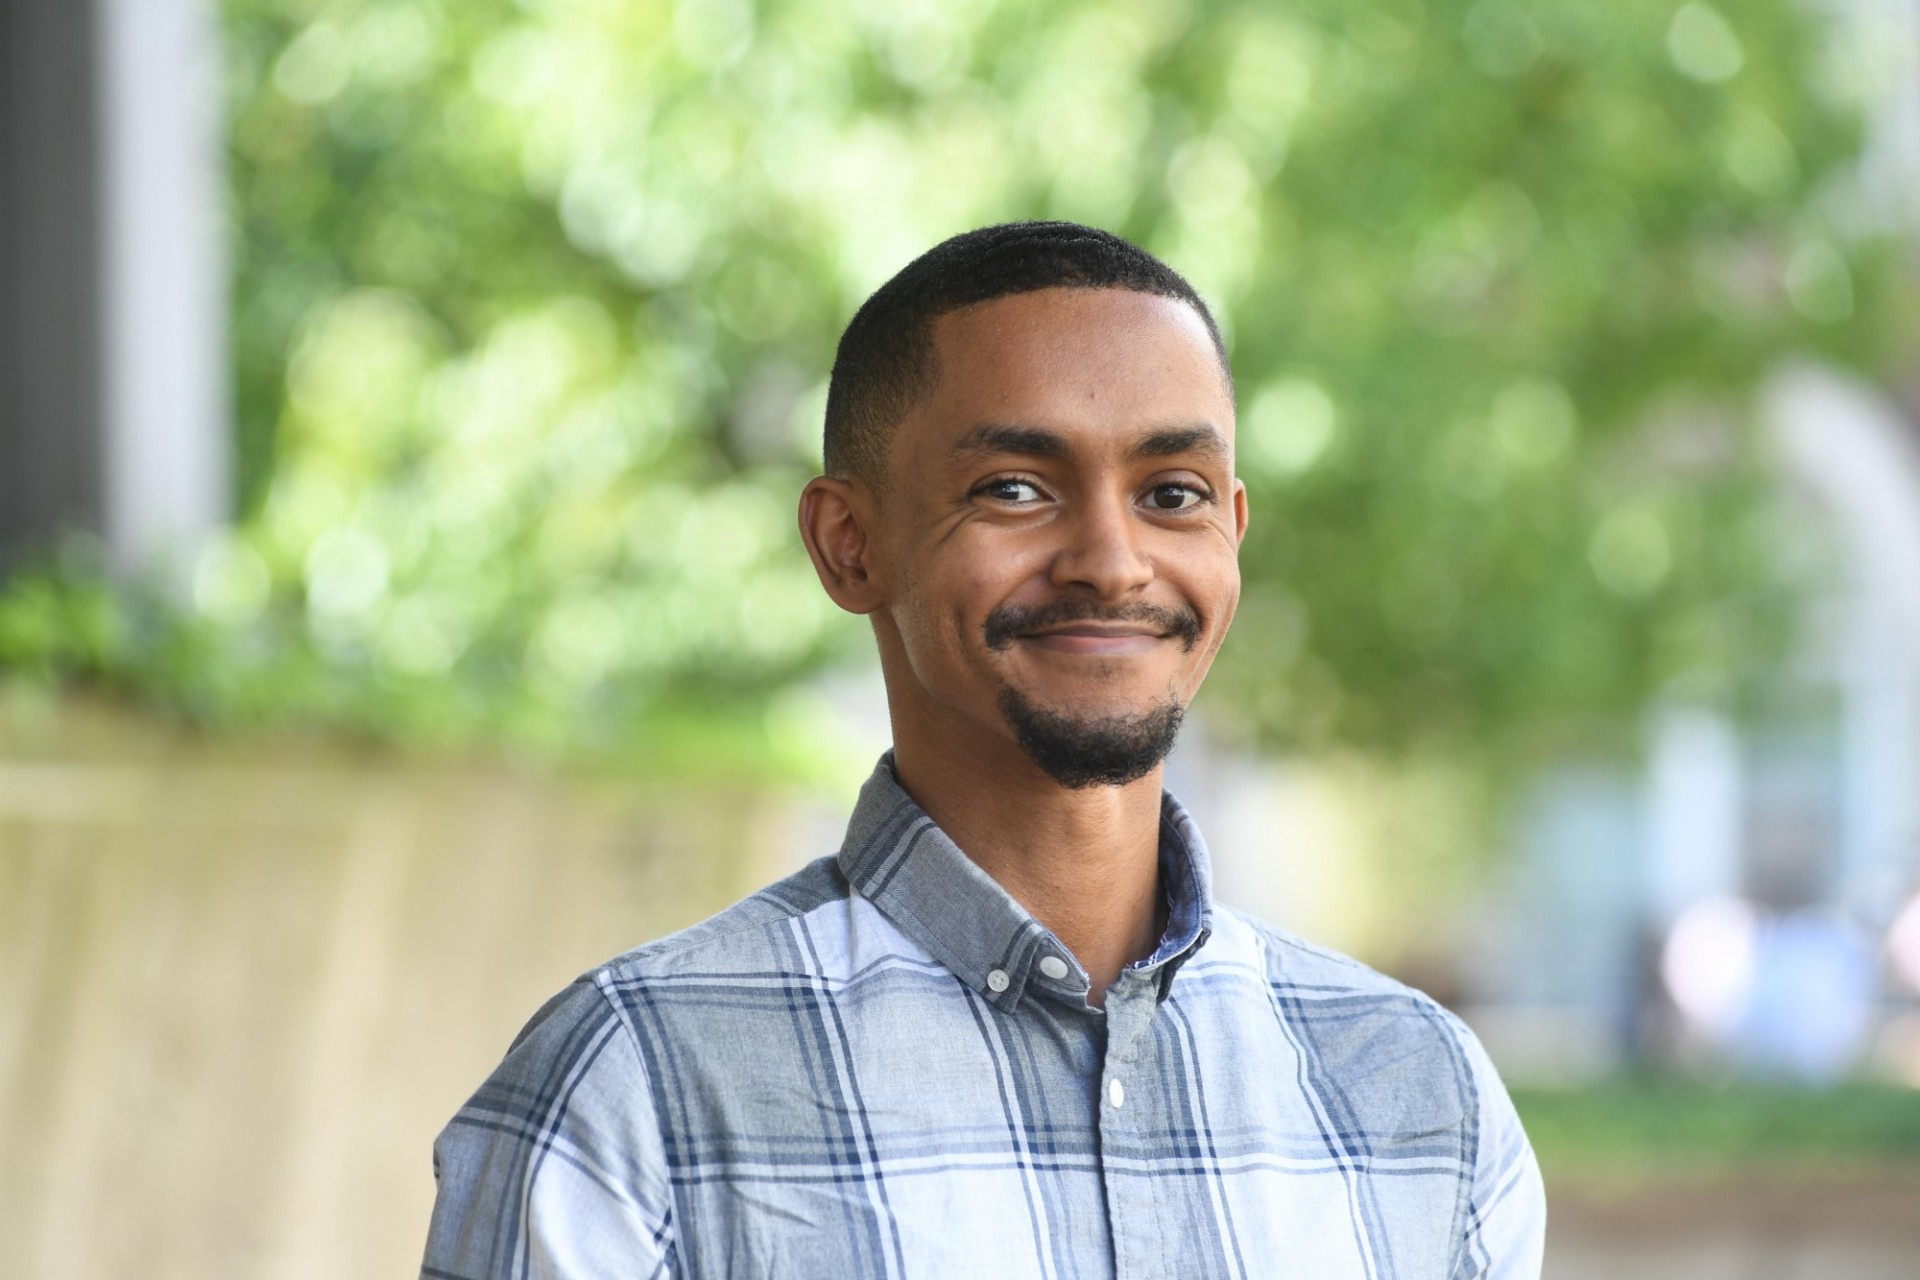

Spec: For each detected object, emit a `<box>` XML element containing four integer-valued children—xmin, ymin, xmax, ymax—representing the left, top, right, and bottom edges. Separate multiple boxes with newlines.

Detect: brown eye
<box><xmin>978</xmin><ymin>479</ymin><xmax>1043</xmax><ymax>504</ymax></box>
<box><xmin>1147</xmin><ymin>484</ymin><xmax>1202</xmax><ymax>511</ymax></box>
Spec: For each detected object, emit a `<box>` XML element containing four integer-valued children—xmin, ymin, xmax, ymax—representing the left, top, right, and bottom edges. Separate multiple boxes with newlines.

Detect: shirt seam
<box><xmin>1238</xmin><ymin>917</ymin><xmax>1375</xmax><ymax>973</ymax></box>
<box><xmin>1436</xmin><ymin>1008</ymin><xmax>1485</xmax><ymax>1280</ymax></box>
<box><xmin>588</xmin><ymin>967</ymin><xmax>681</xmax><ymax>1266</ymax></box>
<box><xmin>600</xmin><ymin>882</ymin><xmax>847</xmax><ymax>975</ymax></box>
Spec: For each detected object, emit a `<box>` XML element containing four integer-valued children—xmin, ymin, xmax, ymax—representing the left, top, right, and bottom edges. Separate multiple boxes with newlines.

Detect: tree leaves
<box><xmin>10</xmin><ymin>0</ymin><xmax>1899</xmax><ymax>769</ymax></box>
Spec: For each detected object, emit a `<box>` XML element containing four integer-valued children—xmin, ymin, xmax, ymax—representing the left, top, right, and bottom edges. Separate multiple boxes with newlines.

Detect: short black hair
<box><xmin>822</xmin><ymin>221</ymin><xmax>1230</xmax><ymax>485</ymax></box>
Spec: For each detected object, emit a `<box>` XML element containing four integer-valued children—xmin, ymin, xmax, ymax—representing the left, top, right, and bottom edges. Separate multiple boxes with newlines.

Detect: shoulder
<box><xmin>428</xmin><ymin>914</ymin><xmax>691</xmax><ymax>1274</ymax></box>
<box><xmin>596</xmin><ymin>854</ymin><xmax>851</xmax><ymax>978</ymax></box>
<box><xmin>1208</xmin><ymin>906</ymin><xmax>1506</xmax><ymax>1122</ymax></box>
<box><xmin>449</xmin><ymin>857</ymin><xmax>854</xmax><ymax>1163</ymax></box>
<box><xmin>490</xmin><ymin>856</ymin><xmax>848</xmax><ymax>1055</ymax></box>
<box><xmin>1210</xmin><ymin>911</ymin><xmax>1543</xmax><ymax>1275</ymax></box>
<box><xmin>1212</xmin><ymin>903</ymin><xmax>1444</xmax><ymax>1006</ymax></box>
<box><xmin>1209</xmin><ymin>907</ymin><xmax>1543</xmax><ymax>1270</ymax></box>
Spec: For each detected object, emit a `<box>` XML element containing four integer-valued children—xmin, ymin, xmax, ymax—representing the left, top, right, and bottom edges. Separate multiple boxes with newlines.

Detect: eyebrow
<box><xmin>950</xmin><ymin>423</ymin><xmax>1071</xmax><ymax>460</ymax></box>
<box><xmin>950</xmin><ymin>422</ymin><xmax>1230</xmax><ymax>464</ymax></box>
<box><xmin>1128</xmin><ymin>425</ymin><xmax>1230</xmax><ymax>463</ymax></box>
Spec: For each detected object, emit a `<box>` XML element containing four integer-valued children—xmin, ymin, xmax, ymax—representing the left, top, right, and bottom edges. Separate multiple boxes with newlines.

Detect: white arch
<box><xmin>1764</xmin><ymin>361</ymin><xmax>1920</xmax><ymax>914</ymax></box>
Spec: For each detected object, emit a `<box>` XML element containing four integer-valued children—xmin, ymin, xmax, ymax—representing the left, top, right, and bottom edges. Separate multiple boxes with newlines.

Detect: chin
<box><xmin>996</xmin><ymin>684</ymin><xmax>1186</xmax><ymax>791</ymax></box>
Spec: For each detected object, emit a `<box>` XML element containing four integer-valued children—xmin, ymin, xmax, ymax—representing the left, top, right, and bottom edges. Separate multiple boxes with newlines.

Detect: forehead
<box><xmin>904</xmin><ymin>288</ymin><xmax>1234</xmax><ymax>459</ymax></box>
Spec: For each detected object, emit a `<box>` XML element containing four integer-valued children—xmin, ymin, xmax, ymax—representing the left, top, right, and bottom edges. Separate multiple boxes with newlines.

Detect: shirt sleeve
<box><xmin>420</xmin><ymin>976</ymin><xmax>676</xmax><ymax>1280</ymax></box>
<box><xmin>1447</xmin><ymin>1017</ymin><xmax>1547</xmax><ymax>1280</ymax></box>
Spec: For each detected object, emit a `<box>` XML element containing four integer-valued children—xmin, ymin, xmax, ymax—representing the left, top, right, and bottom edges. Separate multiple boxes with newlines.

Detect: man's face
<box><xmin>868</xmin><ymin>287</ymin><xmax>1247</xmax><ymax>787</ymax></box>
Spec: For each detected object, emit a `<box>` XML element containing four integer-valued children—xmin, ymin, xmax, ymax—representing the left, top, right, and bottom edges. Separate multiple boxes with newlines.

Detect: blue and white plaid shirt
<box><xmin>423</xmin><ymin>755</ymin><xmax>1545</xmax><ymax>1278</ymax></box>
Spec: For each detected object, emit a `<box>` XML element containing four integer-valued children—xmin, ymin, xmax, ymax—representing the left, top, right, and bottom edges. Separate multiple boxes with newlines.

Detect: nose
<box><xmin>1047</xmin><ymin>491</ymin><xmax>1154</xmax><ymax>601</ymax></box>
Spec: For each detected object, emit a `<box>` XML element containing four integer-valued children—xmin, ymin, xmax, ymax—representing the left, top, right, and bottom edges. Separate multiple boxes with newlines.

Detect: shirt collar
<box><xmin>836</xmin><ymin>752</ymin><xmax>1215</xmax><ymax>1012</ymax></box>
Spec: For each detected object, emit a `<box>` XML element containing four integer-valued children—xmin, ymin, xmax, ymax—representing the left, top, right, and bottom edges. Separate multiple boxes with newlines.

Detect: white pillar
<box><xmin>95</xmin><ymin>0</ymin><xmax>230</xmax><ymax>579</ymax></box>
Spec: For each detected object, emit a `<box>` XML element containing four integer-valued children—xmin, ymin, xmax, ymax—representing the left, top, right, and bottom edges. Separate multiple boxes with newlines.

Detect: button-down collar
<box><xmin>836</xmin><ymin>753</ymin><xmax>1215</xmax><ymax>1011</ymax></box>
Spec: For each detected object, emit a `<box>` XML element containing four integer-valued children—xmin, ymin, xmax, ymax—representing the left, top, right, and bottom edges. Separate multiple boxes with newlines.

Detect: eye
<box><xmin>1144</xmin><ymin>483</ymin><xmax>1206</xmax><ymax>511</ymax></box>
<box><xmin>976</xmin><ymin>478</ymin><xmax>1045</xmax><ymax>504</ymax></box>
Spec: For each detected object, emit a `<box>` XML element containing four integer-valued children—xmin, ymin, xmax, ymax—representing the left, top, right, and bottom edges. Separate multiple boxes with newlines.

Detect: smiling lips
<box><xmin>982</xmin><ymin>599</ymin><xmax>1203</xmax><ymax>653</ymax></box>
<box><xmin>1015</xmin><ymin>622</ymin><xmax>1170</xmax><ymax>655</ymax></box>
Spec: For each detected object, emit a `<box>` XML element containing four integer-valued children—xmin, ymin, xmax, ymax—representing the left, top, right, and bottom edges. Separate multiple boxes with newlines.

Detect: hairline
<box><xmin>832</xmin><ymin>283</ymin><xmax>1234</xmax><ymax>493</ymax></box>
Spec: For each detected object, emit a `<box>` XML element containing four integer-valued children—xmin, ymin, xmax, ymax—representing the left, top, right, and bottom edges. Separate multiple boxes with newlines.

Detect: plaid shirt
<box><xmin>422</xmin><ymin>755</ymin><xmax>1545</xmax><ymax>1279</ymax></box>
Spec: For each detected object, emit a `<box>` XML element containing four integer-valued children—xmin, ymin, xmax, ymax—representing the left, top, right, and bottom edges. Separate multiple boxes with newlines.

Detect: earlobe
<box><xmin>798</xmin><ymin>476</ymin><xmax>884</xmax><ymax>616</ymax></box>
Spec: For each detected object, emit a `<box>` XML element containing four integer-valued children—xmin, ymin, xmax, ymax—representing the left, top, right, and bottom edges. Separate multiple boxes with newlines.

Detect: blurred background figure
<box><xmin>3</xmin><ymin>0</ymin><xmax>1919</xmax><ymax>1276</ymax></box>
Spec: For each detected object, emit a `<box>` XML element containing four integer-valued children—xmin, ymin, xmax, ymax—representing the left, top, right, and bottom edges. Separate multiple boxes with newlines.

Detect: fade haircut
<box><xmin>822</xmin><ymin>221</ymin><xmax>1231</xmax><ymax>486</ymax></box>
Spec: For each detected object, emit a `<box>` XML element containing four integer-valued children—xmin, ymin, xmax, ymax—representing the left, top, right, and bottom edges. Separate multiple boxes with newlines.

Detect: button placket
<box><xmin>1100</xmin><ymin>972</ymin><xmax>1159</xmax><ymax>1279</ymax></box>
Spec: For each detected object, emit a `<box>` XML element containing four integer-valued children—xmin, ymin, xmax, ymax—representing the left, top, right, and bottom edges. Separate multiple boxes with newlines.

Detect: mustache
<box><xmin>983</xmin><ymin>599</ymin><xmax>1203</xmax><ymax>652</ymax></box>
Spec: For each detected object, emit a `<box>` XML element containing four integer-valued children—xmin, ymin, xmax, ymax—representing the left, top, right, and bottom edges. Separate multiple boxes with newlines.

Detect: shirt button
<box><xmin>1108</xmin><ymin>1078</ymin><xmax>1125</xmax><ymax>1109</ymax></box>
<box><xmin>1038</xmin><ymin>955</ymin><xmax>1070</xmax><ymax>981</ymax></box>
<box><xmin>986</xmin><ymin>969</ymin><xmax>1010</xmax><ymax>993</ymax></box>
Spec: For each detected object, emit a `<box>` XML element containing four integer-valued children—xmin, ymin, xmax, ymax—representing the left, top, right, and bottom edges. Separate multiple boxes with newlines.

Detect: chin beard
<box><xmin>997</xmin><ymin>685</ymin><xmax>1186</xmax><ymax>790</ymax></box>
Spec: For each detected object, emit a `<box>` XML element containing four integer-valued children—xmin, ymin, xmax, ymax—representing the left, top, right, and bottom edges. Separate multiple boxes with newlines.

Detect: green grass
<box><xmin>1512</xmin><ymin>1077</ymin><xmax>1920</xmax><ymax>1187</ymax></box>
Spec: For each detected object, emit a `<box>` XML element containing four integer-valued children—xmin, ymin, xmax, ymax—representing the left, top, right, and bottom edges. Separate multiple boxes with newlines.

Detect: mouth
<box><xmin>984</xmin><ymin>600</ymin><xmax>1203</xmax><ymax>655</ymax></box>
<box><xmin>1014</xmin><ymin>622</ymin><xmax>1171</xmax><ymax>656</ymax></box>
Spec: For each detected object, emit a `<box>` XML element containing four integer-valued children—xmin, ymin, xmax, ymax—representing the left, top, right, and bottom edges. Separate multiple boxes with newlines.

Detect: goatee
<box><xmin>997</xmin><ymin>685</ymin><xmax>1185</xmax><ymax>790</ymax></box>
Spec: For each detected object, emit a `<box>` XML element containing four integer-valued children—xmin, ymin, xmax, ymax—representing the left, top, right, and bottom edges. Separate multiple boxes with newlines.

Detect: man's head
<box><xmin>800</xmin><ymin>222</ymin><xmax>1246</xmax><ymax>791</ymax></box>
<box><xmin>823</xmin><ymin>222</ymin><xmax>1232</xmax><ymax>488</ymax></box>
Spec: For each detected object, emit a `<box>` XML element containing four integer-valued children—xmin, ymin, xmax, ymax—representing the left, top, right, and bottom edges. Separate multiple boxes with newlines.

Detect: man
<box><xmin>421</xmin><ymin>222</ymin><xmax>1545</xmax><ymax>1278</ymax></box>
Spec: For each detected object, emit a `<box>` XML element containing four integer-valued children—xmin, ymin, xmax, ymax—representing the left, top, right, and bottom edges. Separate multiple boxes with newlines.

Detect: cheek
<box><xmin>891</xmin><ymin>554</ymin><xmax>995</xmax><ymax>671</ymax></box>
<box><xmin>1212</xmin><ymin>571</ymin><xmax>1243</xmax><ymax>631</ymax></box>
<box><xmin>906</xmin><ymin>539</ymin><xmax>1044</xmax><ymax>675</ymax></box>
<box><xmin>1182</xmin><ymin>557</ymin><xmax>1243</xmax><ymax>645</ymax></box>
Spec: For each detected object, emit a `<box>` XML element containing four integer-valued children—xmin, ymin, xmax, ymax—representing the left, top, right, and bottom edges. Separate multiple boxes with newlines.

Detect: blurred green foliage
<box><xmin>1514</xmin><ymin>1078</ymin><xmax>1920</xmax><ymax>1184</ymax></box>
<box><xmin>3</xmin><ymin>0</ymin><xmax>1911</xmax><ymax>766</ymax></box>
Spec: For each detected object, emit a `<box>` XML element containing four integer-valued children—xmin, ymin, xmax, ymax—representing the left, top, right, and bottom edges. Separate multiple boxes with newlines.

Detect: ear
<box><xmin>1231</xmin><ymin>477</ymin><xmax>1249</xmax><ymax>547</ymax></box>
<box><xmin>798</xmin><ymin>475</ymin><xmax>885</xmax><ymax>615</ymax></box>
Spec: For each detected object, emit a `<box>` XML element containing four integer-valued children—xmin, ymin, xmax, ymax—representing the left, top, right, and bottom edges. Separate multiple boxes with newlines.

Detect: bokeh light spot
<box><xmin>1242</xmin><ymin>378</ymin><xmax>1337</xmax><ymax>481</ymax></box>
<box><xmin>272</xmin><ymin>22</ymin><xmax>351</xmax><ymax>105</ymax></box>
<box><xmin>1589</xmin><ymin>504</ymin><xmax>1673</xmax><ymax>598</ymax></box>
<box><xmin>305</xmin><ymin>528</ymin><xmax>392</xmax><ymax>620</ymax></box>
<box><xmin>1784</xmin><ymin>238</ymin><xmax>1855</xmax><ymax>323</ymax></box>
<box><xmin>1668</xmin><ymin>3</ymin><xmax>1745</xmax><ymax>84</ymax></box>
<box><xmin>1663</xmin><ymin>896</ymin><xmax>1757</xmax><ymax>1035</ymax></box>
<box><xmin>1890</xmin><ymin>893</ymin><xmax>1920</xmax><ymax>994</ymax></box>
<box><xmin>192</xmin><ymin>537</ymin><xmax>271</xmax><ymax>627</ymax></box>
<box><xmin>1490</xmin><ymin>379</ymin><xmax>1577</xmax><ymax>469</ymax></box>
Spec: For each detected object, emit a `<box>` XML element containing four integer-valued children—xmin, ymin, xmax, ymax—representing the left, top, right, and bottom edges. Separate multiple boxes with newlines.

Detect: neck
<box><xmin>890</xmin><ymin>716</ymin><xmax>1166</xmax><ymax>1009</ymax></box>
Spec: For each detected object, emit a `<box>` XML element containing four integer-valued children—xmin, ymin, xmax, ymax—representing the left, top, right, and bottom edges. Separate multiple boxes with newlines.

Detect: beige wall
<box><xmin>0</xmin><ymin>694</ymin><xmax>791</xmax><ymax>1279</ymax></box>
